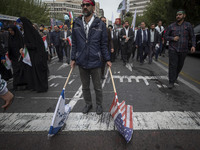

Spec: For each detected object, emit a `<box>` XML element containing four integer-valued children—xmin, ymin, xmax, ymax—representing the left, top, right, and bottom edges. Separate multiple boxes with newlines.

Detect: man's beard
<box><xmin>83</xmin><ymin>9</ymin><xmax>93</xmax><ymax>17</ymax></box>
<box><xmin>177</xmin><ymin>17</ymin><xmax>184</xmax><ymax>22</ymax></box>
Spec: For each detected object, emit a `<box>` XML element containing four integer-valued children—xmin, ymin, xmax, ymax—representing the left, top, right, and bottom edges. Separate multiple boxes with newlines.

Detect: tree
<box><xmin>0</xmin><ymin>0</ymin><xmax>50</xmax><ymax>25</ymax></box>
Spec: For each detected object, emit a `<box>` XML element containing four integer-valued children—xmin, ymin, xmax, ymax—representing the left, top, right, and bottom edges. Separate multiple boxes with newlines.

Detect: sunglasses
<box><xmin>81</xmin><ymin>3</ymin><xmax>91</xmax><ymax>7</ymax></box>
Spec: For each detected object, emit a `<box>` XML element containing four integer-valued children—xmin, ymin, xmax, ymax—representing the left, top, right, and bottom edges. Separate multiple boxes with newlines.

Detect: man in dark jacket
<box><xmin>149</xmin><ymin>23</ymin><xmax>160</xmax><ymax>64</ymax></box>
<box><xmin>71</xmin><ymin>0</ymin><xmax>112</xmax><ymax>115</ymax></box>
<box><xmin>60</xmin><ymin>24</ymin><xmax>72</xmax><ymax>64</ymax></box>
<box><xmin>136</xmin><ymin>22</ymin><xmax>150</xmax><ymax>64</ymax></box>
<box><xmin>120</xmin><ymin>21</ymin><xmax>134</xmax><ymax>65</ymax></box>
<box><xmin>51</xmin><ymin>25</ymin><xmax>62</xmax><ymax>62</ymax></box>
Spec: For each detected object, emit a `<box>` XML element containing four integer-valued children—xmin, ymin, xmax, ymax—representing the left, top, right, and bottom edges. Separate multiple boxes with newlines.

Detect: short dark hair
<box><xmin>100</xmin><ymin>16</ymin><xmax>106</xmax><ymax>20</ymax></box>
<box><xmin>125</xmin><ymin>21</ymin><xmax>129</xmax><ymax>24</ymax></box>
<box><xmin>108</xmin><ymin>25</ymin><xmax>113</xmax><ymax>29</ymax></box>
<box><xmin>151</xmin><ymin>23</ymin><xmax>155</xmax><ymax>26</ymax></box>
<box><xmin>141</xmin><ymin>21</ymin><xmax>145</xmax><ymax>24</ymax></box>
<box><xmin>40</xmin><ymin>24</ymin><xmax>44</xmax><ymax>28</ymax></box>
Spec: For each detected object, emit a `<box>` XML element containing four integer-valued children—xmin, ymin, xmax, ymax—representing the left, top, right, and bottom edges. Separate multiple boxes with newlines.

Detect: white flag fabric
<box><xmin>4</xmin><ymin>54</ymin><xmax>12</xmax><ymax>70</ymax></box>
<box><xmin>117</xmin><ymin>0</ymin><xmax>126</xmax><ymax>13</ymax></box>
<box><xmin>131</xmin><ymin>9</ymin><xmax>137</xmax><ymax>31</ymax></box>
<box><xmin>48</xmin><ymin>89</ymin><xmax>71</xmax><ymax>137</ymax></box>
<box><xmin>111</xmin><ymin>12</ymin><xmax>115</xmax><ymax>26</ymax></box>
<box><xmin>22</xmin><ymin>48</ymin><xmax>32</xmax><ymax>66</ymax></box>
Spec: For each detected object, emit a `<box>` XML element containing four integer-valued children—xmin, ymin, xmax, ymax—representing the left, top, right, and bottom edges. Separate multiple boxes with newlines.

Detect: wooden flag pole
<box><xmin>109</xmin><ymin>67</ymin><xmax>117</xmax><ymax>93</ymax></box>
<box><xmin>63</xmin><ymin>67</ymin><xmax>73</xmax><ymax>89</ymax></box>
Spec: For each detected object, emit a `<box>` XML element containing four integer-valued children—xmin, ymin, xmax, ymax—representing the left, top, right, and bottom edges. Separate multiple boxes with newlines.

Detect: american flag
<box><xmin>110</xmin><ymin>93</ymin><xmax>133</xmax><ymax>143</ymax></box>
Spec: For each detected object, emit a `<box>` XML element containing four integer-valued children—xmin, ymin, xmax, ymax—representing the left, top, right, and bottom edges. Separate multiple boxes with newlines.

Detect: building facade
<box><xmin>128</xmin><ymin>0</ymin><xmax>151</xmax><ymax>16</ymax></box>
<box><xmin>44</xmin><ymin>0</ymin><xmax>101</xmax><ymax>19</ymax></box>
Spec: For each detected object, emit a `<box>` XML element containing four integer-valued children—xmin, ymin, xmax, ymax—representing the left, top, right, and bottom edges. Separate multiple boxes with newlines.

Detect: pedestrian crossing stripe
<box><xmin>0</xmin><ymin>111</ymin><xmax>200</xmax><ymax>132</ymax></box>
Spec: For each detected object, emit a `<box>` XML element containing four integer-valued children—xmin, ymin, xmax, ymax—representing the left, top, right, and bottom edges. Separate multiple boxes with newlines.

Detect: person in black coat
<box><xmin>136</xmin><ymin>22</ymin><xmax>150</xmax><ymax>64</ymax></box>
<box><xmin>120</xmin><ymin>21</ymin><xmax>134</xmax><ymax>65</ymax></box>
<box><xmin>19</xmin><ymin>17</ymin><xmax>48</xmax><ymax>93</ymax></box>
<box><xmin>60</xmin><ymin>24</ymin><xmax>72</xmax><ymax>64</ymax></box>
<box><xmin>149</xmin><ymin>23</ymin><xmax>160</xmax><ymax>64</ymax></box>
<box><xmin>7</xmin><ymin>25</ymin><xmax>26</xmax><ymax>89</ymax></box>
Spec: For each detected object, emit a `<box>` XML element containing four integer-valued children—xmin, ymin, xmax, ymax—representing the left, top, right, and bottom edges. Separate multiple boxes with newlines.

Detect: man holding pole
<box><xmin>70</xmin><ymin>0</ymin><xmax>112</xmax><ymax>115</ymax></box>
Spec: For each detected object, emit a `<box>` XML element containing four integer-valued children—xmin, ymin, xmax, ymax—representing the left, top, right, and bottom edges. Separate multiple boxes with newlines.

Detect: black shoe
<box><xmin>82</xmin><ymin>104</ymin><xmax>92</xmax><ymax>114</ymax></box>
<box><xmin>168</xmin><ymin>83</ymin><xmax>174</xmax><ymax>89</ymax></box>
<box><xmin>175</xmin><ymin>80</ymin><xmax>179</xmax><ymax>84</ymax></box>
<box><xmin>96</xmin><ymin>105</ymin><xmax>103</xmax><ymax>115</ymax></box>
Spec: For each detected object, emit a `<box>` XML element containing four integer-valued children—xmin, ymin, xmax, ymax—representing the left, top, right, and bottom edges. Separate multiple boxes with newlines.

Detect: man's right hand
<box><xmin>51</xmin><ymin>43</ymin><xmax>53</xmax><ymax>46</ymax></box>
<box><xmin>136</xmin><ymin>45</ymin><xmax>138</xmax><ymax>48</ymax></box>
<box><xmin>70</xmin><ymin>60</ymin><xmax>76</xmax><ymax>68</ymax></box>
<box><xmin>174</xmin><ymin>36</ymin><xmax>179</xmax><ymax>41</ymax></box>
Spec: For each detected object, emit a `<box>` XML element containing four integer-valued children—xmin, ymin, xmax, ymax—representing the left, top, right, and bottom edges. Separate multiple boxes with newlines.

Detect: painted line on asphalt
<box><xmin>154</xmin><ymin>60</ymin><xmax>200</xmax><ymax>95</ymax></box>
<box><xmin>0</xmin><ymin>111</ymin><xmax>200</xmax><ymax>132</ymax></box>
<box><xmin>57</xmin><ymin>63</ymin><xmax>69</xmax><ymax>71</ymax></box>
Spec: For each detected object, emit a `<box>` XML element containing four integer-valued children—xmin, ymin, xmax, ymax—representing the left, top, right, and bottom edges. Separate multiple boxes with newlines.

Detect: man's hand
<box><xmin>136</xmin><ymin>45</ymin><xmax>138</xmax><ymax>48</ymax></box>
<box><xmin>1</xmin><ymin>59</ymin><xmax>6</xmax><ymax>64</ymax></box>
<box><xmin>70</xmin><ymin>60</ymin><xmax>76</xmax><ymax>68</ymax></box>
<box><xmin>191</xmin><ymin>46</ymin><xmax>196</xmax><ymax>53</ymax></box>
<box><xmin>123</xmin><ymin>35</ymin><xmax>127</xmax><ymax>39</ymax></box>
<box><xmin>174</xmin><ymin>36</ymin><xmax>179</xmax><ymax>41</ymax></box>
<box><xmin>107</xmin><ymin>61</ymin><xmax>112</xmax><ymax>67</ymax></box>
<box><xmin>19</xmin><ymin>48</ymin><xmax>23</xmax><ymax>54</ymax></box>
<box><xmin>111</xmin><ymin>49</ymin><xmax>114</xmax><ymax>53</ymax></box>
<box><xmin>126</xmin><ymin>37</ymin><xmax>130</xmax><ymax>41</ymax></box>
<box><xmin>51</xmin><ymin>43</ymin><xmax>53</xmax><ymax>46</ymax></box>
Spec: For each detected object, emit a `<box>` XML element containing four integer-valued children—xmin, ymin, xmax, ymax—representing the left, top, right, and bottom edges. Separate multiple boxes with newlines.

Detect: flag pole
<box><xmin>109</xmin><ymin>67</ymin><xmax>117</xmax><ymax>93</ymax></box>
<box><xmin>63</xmin><ymin>67</ymin><xmax>73</xmax><ymax>89</ymax></box>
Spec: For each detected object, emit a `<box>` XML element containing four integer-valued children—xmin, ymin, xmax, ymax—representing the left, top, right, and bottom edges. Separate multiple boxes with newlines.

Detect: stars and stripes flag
<box><xmin>22</xmin><ymin>48</ymin><xmax>32</xmax><ymax>66</ymax></box>
<box><xmin>48</xmin><ymin>89</ymin><xmax>71</xmax><ymax>137</ymax></box>
<box><xmin>4</xmin><ymin>53</ymin><xmax>12</xmax><ymax>70</ymax></box>
<box><xmin>110</xmin><ymin>93</ymin><xmax>133</xmax><ymax>143</ymax></box>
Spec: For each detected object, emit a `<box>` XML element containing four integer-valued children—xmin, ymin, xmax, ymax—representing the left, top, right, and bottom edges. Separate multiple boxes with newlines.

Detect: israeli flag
<box><xmin>48</xmin><ymin>89</ymin><xmax>71</xmax><ymax>137</ymax></box>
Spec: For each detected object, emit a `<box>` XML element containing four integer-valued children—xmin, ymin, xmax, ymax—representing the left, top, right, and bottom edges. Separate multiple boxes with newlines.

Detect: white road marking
<box><xmin>14</xmin><ymin>96</ymin><xmax>80</xmax><ymax>101</ymax></box>
<box><xmin>154</xmin><ymin>60</ymin><xmax>200</xmax><ymax>95</ymax></box>
<box><xmin>50</xmin><ymin>83</ymin><xmax>55</xmax><ymax>87</ymax></box>
<box><xmin>54</xmin><ymin>83</ymin><xmax>59</xmax><ymax>87</ymax></box>
<box><xmin>57</xmin><ymin>63</ymin><xmax>69</xmax><ymax>71</ymax></box>
<box><xmin>126</xmin><ymin>63</ymin><xmax>133</xmax><ymax>72</ymax></box>
<box><xmin>1</xmin><ymin>111</ymin><xmax>200</xmax><ymax>132</ymax></box>
<box><xmin>112</xmin><ymin>75</ymin><xmax>168</xmax><ymax>86</ymax></box>
<box><xmin>68</xmin><ymin>79</ymin><xmax>75</xmax><ymax>85</ymax></box>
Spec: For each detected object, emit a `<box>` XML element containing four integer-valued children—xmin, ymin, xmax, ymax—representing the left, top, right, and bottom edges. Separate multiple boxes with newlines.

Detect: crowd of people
<box><xmin>0</xmin><ymin>0</ymin><xmax>196</xmax><ymax>113</ymax></box>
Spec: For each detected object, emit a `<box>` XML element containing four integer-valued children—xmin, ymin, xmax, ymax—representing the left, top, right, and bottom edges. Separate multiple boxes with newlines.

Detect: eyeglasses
<box><xmin>81</xmin><ymin>3</ymin><xmax>91</xmax><ymax>7</ymax></box>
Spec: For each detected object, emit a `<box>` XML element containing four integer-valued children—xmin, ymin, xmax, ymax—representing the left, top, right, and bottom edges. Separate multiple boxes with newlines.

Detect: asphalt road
<box><xmin>0</xmin><ymin>53</ymin><xmax>200</xmax><ymax>150</ymax></box>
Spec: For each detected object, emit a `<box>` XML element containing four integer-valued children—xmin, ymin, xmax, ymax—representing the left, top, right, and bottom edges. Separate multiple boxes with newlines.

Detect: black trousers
<box><xmin>138</xmin><ymin>44</ymin><xmax>149</xmax><ymax>63</ymax></box>
<box><xmin>122</xmin><ymin>44</ymin><xmax>131</xmax><ymax>63</ymax></box>
<box><xmin>55</xmin><ymin>45</ymin><xmax>63</xmax><ymax>61</ymax></box>
<box><xmin>62</xmin><ymin>44</ymin><xmax>71</xmax><ymax>63</ymax></box>
<box><xmin>169</xmin><ymin>50</ymin><xmax>187</xmax><ymax>84</ymax></box>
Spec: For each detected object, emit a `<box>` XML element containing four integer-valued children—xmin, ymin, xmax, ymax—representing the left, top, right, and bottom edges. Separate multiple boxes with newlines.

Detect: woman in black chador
<box><xmin>8</xmin><ymin>25</ymin><xmax>26</xmax><ymax>90</ymax></box>
<box><xmin>19</xmin><ymin>17</ymin><xmax>48</xmax><ymax>92</ymax></box>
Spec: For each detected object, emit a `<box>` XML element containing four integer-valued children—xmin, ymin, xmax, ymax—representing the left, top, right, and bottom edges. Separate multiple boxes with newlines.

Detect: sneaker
<box><xmin>168</xmin><ymin>83</ymin><xmax>174</xmax><ymax>89</ymax></box>
<box><xmin>96</xmin><ymin>105</ymin><xmax>103</xmax><ymax>115</ymax></box>
<box><xmin>82</xmin><ymin>104</ymin><xmax>92</xmax><ymax>114</ymax></box>
<box><xmin>175</xmin><ymin>80</ymin><xmax>179</xmax><ymax>84</ymax></box>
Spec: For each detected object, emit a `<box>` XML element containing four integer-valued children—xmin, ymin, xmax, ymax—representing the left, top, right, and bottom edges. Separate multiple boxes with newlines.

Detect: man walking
<box><xmin>149</xmin><ymin>23</ymin><xmax>160</xmax><ymax>64</ymax></box>
<box><xmin>60</xmin><ymin>25</ymin><xmax>72</xmax><ymax>64</ymax></box>
<box><xmin>120</xmin><ymin>21</ymin><xmax>134</xmax><ymax>65</ymax></box>
<box><xmin>136</xmin><ymin>22</ymin><xmax>150</xmax><ymax>64</ymax></box>
<box><xmin>165</xmin><ymin>10</ymin><xmax>196</xmax><ymax>89</ymax></box>
<box><xmin>155</xmin><ymin>20</ymin><xmax>164</xmax><ymax>60</ymax></box>
<box><xmin>51</xmin><ymin>25</ymin><xmax>62</xmax><ymax>62</ymax></box>
<box><xmin>71</xmin><ymin>0</ymin><xmax>111</xmax><ymax>115</ymax></box>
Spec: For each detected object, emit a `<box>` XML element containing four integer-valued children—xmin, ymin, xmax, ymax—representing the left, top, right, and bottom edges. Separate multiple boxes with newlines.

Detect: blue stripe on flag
<box><xmin>48</xmin><ymin>126</ymin><xmax>62</xmax><ymax>136</ymax></box>
<box><xmin>61</xmin><ymin>89</ymin><xmax>65</xmax><ymax>99</ymax></box>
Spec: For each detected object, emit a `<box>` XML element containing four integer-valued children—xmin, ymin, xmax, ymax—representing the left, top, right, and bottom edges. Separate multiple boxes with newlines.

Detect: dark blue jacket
<box><xmin>136</xmin><ymin>29</ymin><xmax>150</xmax><ymax>47</ymax></box>
<box><xmin>71</xmin><ymin>16</ymin><xmax>110</xmax><ymax>69</ymax></box>
<box><xmin>50</xmin><ymin>31</ymin><xmax>60</xmax><ymax>46</ymax></box>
